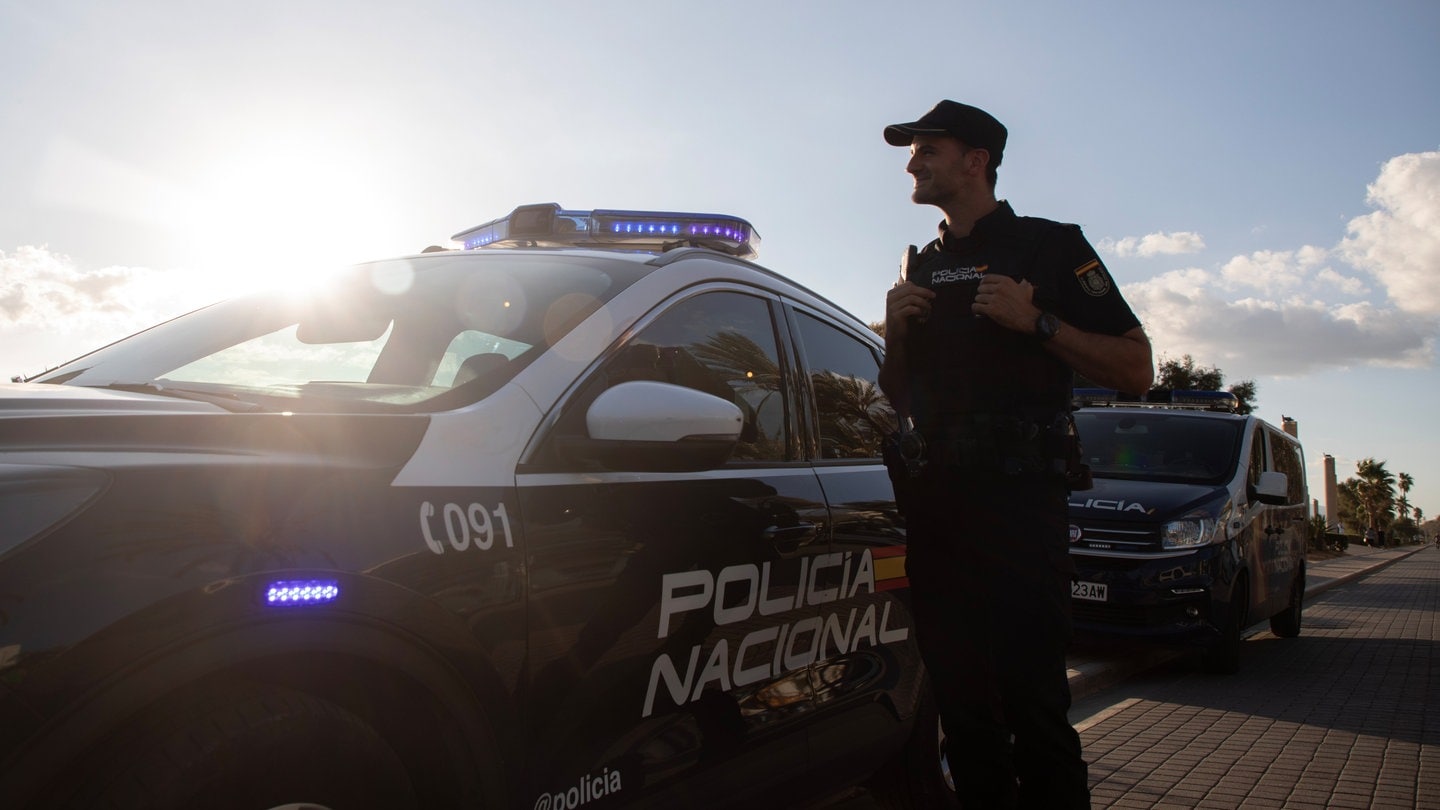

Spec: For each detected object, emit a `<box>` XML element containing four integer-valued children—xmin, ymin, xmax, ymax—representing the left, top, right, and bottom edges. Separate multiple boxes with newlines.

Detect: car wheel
<box><xmin>1201</xmin><ymin>577</ymin><xmax>1248</xmax><ymax>675</ymax></box>
<box><xmin>867</xmin><ymin>687</ymin><xmax>960</xmax><ymax>809</ymax></box>
<box><xmin>64</xmin><ymin>682</ymin><xmax>418</xmax><ymax>810</ymax></box>
<box><xmin>1269</xmin><ymin>566</ymin><xmax>1305</xmax><ymax>638</ymax></box>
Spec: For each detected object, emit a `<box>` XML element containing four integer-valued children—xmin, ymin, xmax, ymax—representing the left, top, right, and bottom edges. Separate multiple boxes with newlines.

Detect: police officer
<box><xmin>879</xmin><ymin>100</ymin><xmax>1153</xmax><ymax>809</ymax></box>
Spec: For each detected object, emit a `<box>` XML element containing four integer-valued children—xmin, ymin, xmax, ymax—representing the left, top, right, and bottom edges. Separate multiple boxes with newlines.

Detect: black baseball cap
<box><xmin>884</xmin><ymin>100</ymin><xmax>1007</xmax><ymax>168</ymax></box>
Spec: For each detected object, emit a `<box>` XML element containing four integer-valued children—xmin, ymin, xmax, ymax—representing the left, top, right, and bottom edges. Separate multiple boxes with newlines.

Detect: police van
<box><xmin>0</xmin><ymin>205</ymin><xmax>951</xmax><ymax>809</ymax></box>
<box><xmin>1066</xmin><ymin>389</ymin><xmax>1309</xmax><ymax>673</ymax></box>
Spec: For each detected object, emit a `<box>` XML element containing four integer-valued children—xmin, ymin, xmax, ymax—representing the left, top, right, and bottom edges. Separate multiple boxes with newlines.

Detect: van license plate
<box><xmin>1072</xmin><ymin>581</ymin><xmax>1108</xmax><ymax>602</ymax></box>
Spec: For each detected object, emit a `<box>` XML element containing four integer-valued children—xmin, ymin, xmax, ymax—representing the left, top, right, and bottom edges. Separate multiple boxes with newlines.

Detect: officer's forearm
<box><xmin>1045</xmin><ymin>324</ymin><xmax>1153</xmax><ymax>395</ymax></box>
<box><xmin>879</xmin><ymin>347</ymin><xmax>912</xmax><ymax>417</ymax></box>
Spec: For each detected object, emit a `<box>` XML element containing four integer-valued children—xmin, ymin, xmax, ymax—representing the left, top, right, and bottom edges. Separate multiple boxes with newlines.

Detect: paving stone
<box><xmin>1076</xmin><ymin>548</ymin><xmax>1436</xmax><ymax>809</ymax></box>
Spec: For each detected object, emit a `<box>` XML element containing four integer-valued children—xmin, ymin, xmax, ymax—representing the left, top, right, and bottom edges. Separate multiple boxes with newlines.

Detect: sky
<box><xmin>2</xmin><ymin>0</ymin><xmax>1438</xmax><ymax>523</ymax></box>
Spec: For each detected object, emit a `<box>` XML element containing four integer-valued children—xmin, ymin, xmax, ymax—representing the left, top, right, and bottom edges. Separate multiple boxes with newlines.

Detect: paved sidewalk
<box><xmin>1064</xmin><ymin>544</ymin><xmax>1428</xmax><ymax>700</ymax></box>
<box><xmin>1077</xmin><ymin>545</ymin><xmax>1438</xmax><ymax>809</ymax></box>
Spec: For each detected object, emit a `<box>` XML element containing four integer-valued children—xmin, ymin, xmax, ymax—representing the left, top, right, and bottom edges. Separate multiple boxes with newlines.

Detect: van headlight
<box><xmin>1161</xmin><ymin>500</ymin><xmax>1232</xmax><ymax>550</ymax></box>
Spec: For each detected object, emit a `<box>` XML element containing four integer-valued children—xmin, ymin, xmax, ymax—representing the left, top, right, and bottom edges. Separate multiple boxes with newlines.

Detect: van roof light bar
<box><xmin>451</xmin><ymin>203</ymin><xmax>761</xmax><ymax>259</ymax></box>
<box><xmin>1073</xmin><ymin>388</ymin><xmax>1238</xmax><ymax>413</ymax></box>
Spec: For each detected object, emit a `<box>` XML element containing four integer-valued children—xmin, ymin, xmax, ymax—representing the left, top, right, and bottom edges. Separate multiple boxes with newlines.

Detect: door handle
<box><xmin>764</xmin><ymin>522</ymin><xmax>818</xmax><ymax>554</ymax></box>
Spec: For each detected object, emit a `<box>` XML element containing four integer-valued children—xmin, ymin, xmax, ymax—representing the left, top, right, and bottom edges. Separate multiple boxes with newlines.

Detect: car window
<box><xmin>791</xmin><ymin>311</ymin><xmax>894</xmax><ymax>460</ymax></box>
<box><xmin>600</xmin><ymin>290</ymin><xmax>789</xmax><ymax>462</ymax></box>
<box><xmin>431</xmin><ymin>330</ymin><xmax>529</xmax><ymax>387</ymax></box>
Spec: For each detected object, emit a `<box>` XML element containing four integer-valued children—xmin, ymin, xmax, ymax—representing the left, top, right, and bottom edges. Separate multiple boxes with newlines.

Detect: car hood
<box><xmin>0</xmin><ymin>383</ymin><xmax>428</xmax><ymax>467</ymax></box>
<box><xmin>1067</xmin><ymin>476</ymin><xmax>1226</xmax><ymax>522</ymax></box>
<box><xmin>0</xmin><ymin>383</ymin><xmax>228</xmax><ymax>416</ymax></box>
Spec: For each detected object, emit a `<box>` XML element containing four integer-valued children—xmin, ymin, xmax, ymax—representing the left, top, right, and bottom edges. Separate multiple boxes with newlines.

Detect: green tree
<box><xmin>1155</xmin><ymin>354</ymin><xmax>1258</xmax><ymax>414</ymax></box>
<box><xmin>1351</xmin><ymin>458</ymin><xmax>1397</xmax><ymax>540</ymax></box>
<box><xmin>1396</xmin><ymin>471</ymin><xmax>1414</xmax><ymax>522</ymax></box>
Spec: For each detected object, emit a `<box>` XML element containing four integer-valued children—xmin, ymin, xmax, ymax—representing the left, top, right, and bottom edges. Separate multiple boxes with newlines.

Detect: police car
<box><xmin>0</xmin><ymin>204</ymin><xmax>954</xmax><ymax>809</ymax></box>
<box><xmin>1066</xmin><ymin>389</ymin><xmax>1309</xmax><ymax>673</ymax></box>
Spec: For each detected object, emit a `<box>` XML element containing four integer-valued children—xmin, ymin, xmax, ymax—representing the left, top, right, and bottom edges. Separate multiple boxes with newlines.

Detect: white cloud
<box><xmin>1122</xmin><ymin>150</ymin><xmax>1440</xmax><ymax>379</ymax></box>
<box><xmin>1338</xmin><ymin>150</ymin><xmax>1440</xmax><ymax>316</ymax></box>
<box><xmin>1100</xmin><ymin>231</ymin><xmax>1206</xmax><ymax>258</ymax></box>
<box><xmin>1315</xmin><ymin>268</ymin><xmax>1369</xmax><ymax>296</ymax></box>
<box><xmin>1128</xmin><ymin>270</ymin><xmax>1435</xmax><ymax>377</ymax></box>
<box><xmin>1</xmin><ymin>246</ymin><xmax>175</xmax><ymax>326</ymax></box>
<box><xmin>1218</xmin><ymin>247</ymin><xmax>1327</xmax><ymax>294</ymax></box>
<box><xmin>0</xmin><ymin>247</ymin><xmax>216</xmax><ymax>376</ymax></box>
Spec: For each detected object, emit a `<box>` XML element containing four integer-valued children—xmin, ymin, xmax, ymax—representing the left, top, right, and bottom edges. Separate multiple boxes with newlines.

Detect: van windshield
<box><xmin>1074</xmin><ymin>411</ymin><xmax>1243</xmax><ymax>485</ymax></box>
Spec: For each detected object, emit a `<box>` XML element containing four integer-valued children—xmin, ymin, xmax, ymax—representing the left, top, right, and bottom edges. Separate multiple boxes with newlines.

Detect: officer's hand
<box><xmin>973</xmin><ymin>275</ymin><xmax>1040</xmax><ymax>332</ymax></box>
<box><xmin>886</xmin><ymin>281</ymin><xmax>934</xmax><ymax>340</ymax></box>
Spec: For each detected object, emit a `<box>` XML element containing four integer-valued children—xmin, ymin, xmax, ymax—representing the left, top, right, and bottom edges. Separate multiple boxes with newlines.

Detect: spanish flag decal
<box><xmin>871</xmin><ymin>545</ymin><xmax>910</xmax><ymax>592</ymax></box>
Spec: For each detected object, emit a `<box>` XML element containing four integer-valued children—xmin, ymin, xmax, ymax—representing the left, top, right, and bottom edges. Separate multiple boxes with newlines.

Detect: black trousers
<box><xmin>904</xmin><ymin>472</ymin><xmax>1090</xmax><ymax>809</ymax></box>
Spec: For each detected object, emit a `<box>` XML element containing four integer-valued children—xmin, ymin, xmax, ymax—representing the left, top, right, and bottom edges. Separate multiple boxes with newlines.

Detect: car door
<box><xmin>516</xmin><ymin>286</ymin><xmax>829</xmax><ymax>809</ymax></box>
<box><xmin>784</xmin><ymin>304</ymin><xmax>922</xmax><ymax>774</ymax></box>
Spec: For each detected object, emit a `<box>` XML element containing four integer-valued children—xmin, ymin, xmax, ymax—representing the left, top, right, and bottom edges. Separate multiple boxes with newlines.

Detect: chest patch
<box><xmin>1074</xmin><ymin>259</ymin><xmax>1112</xmax><ymax>297</ymax></box>
<box><xmin>930</xmin><ymin>264</ymin><xmax>988</xmax><ymax>285</ymax></box>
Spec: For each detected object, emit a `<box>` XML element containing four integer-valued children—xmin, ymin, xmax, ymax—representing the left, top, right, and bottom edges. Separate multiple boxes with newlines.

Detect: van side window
<box><xmin>1248</xmin><ymin>426</ymin><xmax>1267</xmax><ymax>492</ymax></box>
<box><xmin>791</xmin><ymin>311</ymin><xmax>896</xmax><ymax>460</ymax></box>
<box><xmin>1269</xmin><ymin>431</ymin><xmax>1306</xmax><ymax>506</ymax></box>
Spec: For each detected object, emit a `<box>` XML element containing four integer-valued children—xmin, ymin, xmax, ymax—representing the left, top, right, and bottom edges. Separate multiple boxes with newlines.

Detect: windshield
<box><xmin>33</xmin><ymin>253</ymin><xmax>633</xmax><ymax>413</ymax></box>
<box><xmin>1074</xmin><ymin>410</ymin><xmax>1243</xmax><ymax>485</ymax></box>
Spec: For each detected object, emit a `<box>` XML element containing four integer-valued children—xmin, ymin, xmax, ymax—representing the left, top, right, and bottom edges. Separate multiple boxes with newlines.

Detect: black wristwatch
<box><xmin>1034</xmin><ymin>311</ymin><xmax>1061</xmax><ymax>342</ymax></box>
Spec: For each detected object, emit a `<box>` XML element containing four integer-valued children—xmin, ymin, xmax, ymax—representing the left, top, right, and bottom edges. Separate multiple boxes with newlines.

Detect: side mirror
<box><xmin>1251</xmin><ymin>471</ymin><xmax>1289</xmax><ymax>506</ymax></box>
<box><xmin>564</xmin><ymin>381</ymin><xmax>743</xmax><ymax>472</ymax></box>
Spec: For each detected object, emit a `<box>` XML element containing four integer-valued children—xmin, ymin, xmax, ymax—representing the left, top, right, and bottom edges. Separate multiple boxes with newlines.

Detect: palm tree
<box><xmin>1397</xmin><ymin>472</ymin><xmax>1414</xmax><ymax>522</ymax></box>
<box><xmin>1354</xmin><ymin>458</ymin><xmax>1397</xmax><ymax>540</ymax></box>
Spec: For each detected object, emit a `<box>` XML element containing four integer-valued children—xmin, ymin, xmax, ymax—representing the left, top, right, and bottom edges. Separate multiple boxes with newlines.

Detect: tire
<box><xmin>867</xmin><ymin>688</ymin><xmax>960</xmax><ymax>809</ymax></box>
<box><xmin>65</xmin><ymin>682</ymin><xmax>418</xmax><ymax>810</ymax></box>
<box><xmin>1269</xmin><ymin>567</ymin><xmax>1305</xmax><ymax>638</ymax></box>
<box><xmin>1201</xmin><ymin>578</ymin><xmax>1248</xmax><ymax>675</ymax></box>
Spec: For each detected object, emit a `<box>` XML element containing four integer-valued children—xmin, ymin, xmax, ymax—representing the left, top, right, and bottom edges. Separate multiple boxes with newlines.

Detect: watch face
<box><xmin>1037</xmin><ymin>312</ymin><xmax>1059</xmax><ymax>340</ymax></box>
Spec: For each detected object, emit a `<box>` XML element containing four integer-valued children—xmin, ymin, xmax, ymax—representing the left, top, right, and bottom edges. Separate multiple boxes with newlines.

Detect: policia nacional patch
<box><xmin>1073</xmin><ymin>258</ymin><xmax>1112</xmax><ymax>297</ymax></box>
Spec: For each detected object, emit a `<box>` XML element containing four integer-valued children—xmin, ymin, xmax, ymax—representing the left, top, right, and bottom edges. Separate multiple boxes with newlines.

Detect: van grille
<box><xmin>1070</xmin><ymin>518</ymin><xmax>1160</xmax><ymax>554</ymax></box>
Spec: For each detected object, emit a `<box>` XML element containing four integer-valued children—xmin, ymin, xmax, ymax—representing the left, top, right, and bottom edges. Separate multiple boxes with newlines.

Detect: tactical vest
<box><xmin>903</xmin><ymin>214</ymin><xmax>1075</xmax><ymax>435</ymax></box>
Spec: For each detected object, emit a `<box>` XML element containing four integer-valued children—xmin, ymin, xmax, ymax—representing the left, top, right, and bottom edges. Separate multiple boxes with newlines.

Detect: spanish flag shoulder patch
<box><xmin>1073</xmin><ymin>258</ymin><xmax>1112</xmax><ymax>297</ymax></box>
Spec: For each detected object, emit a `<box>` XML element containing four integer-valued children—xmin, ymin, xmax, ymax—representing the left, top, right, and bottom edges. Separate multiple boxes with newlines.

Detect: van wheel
<box><xmin>867</xmin><ymin>688</ymin><xmax>960</xmax><ymax>809</ymax></box>
<box><xmin>1201</xmin><ymin>579</ymin><xmax>1248</xmax><ymax>675</ymax></box>
<box><xmin>65</xmin><ymin>682</ymin><xmax>418</xmax><ymax>810</ymax></box>
<box><xmin>1269</xmin><ymin>567</ymin><xmax>1305</xmax><ymax>638</ymax></box>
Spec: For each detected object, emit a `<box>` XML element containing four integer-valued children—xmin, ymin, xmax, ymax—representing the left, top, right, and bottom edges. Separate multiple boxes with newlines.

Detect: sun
<box><xmin>175</xmin><ymin>133</ymin><xmax>395</xmax><ymax>300</ymax></box>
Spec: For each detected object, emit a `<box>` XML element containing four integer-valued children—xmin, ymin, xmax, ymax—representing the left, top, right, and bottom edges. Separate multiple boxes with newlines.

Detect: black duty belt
<box><xmin>920</xmin><ymin>411</ymin><xmax>1070</xmax><ymax>478</ymax></box>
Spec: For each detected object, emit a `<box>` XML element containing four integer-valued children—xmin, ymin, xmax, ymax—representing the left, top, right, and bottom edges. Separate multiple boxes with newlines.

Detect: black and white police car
<box><xmin>1067</xmin><ymin>389</ymin><xmax>1309</xmax><ymax>673</ymax></box>
<box><xmin>0</xmin><ymin>205</ymin><xmax>948</xmax><ymax>809</ymax></box>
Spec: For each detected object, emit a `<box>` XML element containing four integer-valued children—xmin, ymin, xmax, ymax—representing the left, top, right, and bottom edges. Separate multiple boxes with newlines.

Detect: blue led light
<box><xmin>265</xmin><ymin>579</ymin><xmax>341</xmax><ymax>607</ymax></box>
<box><xmin>451</xmin><ymin>204</ymin><xmax>761</xmax><ymax>259</ymax></box>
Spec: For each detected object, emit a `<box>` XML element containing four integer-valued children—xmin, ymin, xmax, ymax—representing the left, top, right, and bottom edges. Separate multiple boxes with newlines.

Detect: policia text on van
<box><xmin>1065</xmin><ymin>388</ymin><xmax>1308</xmax><ymax>674</ymax></box>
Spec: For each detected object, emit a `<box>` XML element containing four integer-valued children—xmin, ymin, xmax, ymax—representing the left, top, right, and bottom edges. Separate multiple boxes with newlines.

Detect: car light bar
<box><xmin>264</xmin><ymin>579</ymin><xmax>341</xmax><ymax>607</ymax></box>
<box><xmin>1073</xmin><ymin>387</ymin><xmax>1119</xmax><ymax>407</ymax></box>
<box><xmin>451</xmin><ymin>203</ymin><xmax>761</xmax><ymax>259</ymax></box>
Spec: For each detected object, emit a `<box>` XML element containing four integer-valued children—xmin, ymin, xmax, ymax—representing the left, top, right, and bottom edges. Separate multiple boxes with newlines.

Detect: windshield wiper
<box><xmin>94</xmin><ymin>382</ymin><xmax>268</xmax><ymax>413</ymax></box>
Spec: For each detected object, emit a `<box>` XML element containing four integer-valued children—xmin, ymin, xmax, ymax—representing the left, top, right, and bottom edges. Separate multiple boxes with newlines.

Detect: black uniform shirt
<box><xmin>903</xmin><ymin>201</ymin><xmax>1140</xmax><ymax>429</ymax></box>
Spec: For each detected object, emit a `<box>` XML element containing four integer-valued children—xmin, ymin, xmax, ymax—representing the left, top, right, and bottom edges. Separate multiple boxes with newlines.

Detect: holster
<box><xmin>882</xmin><ymin>422</ymin><xmax>927</xmax><ymax>516</ymax></box>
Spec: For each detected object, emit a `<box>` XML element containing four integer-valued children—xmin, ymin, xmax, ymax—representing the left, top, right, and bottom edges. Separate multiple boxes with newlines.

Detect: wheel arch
<box><xmin>9</xmin><ymin>615</ymin><xmax>515</xmax><ymax>810</ymax></box>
